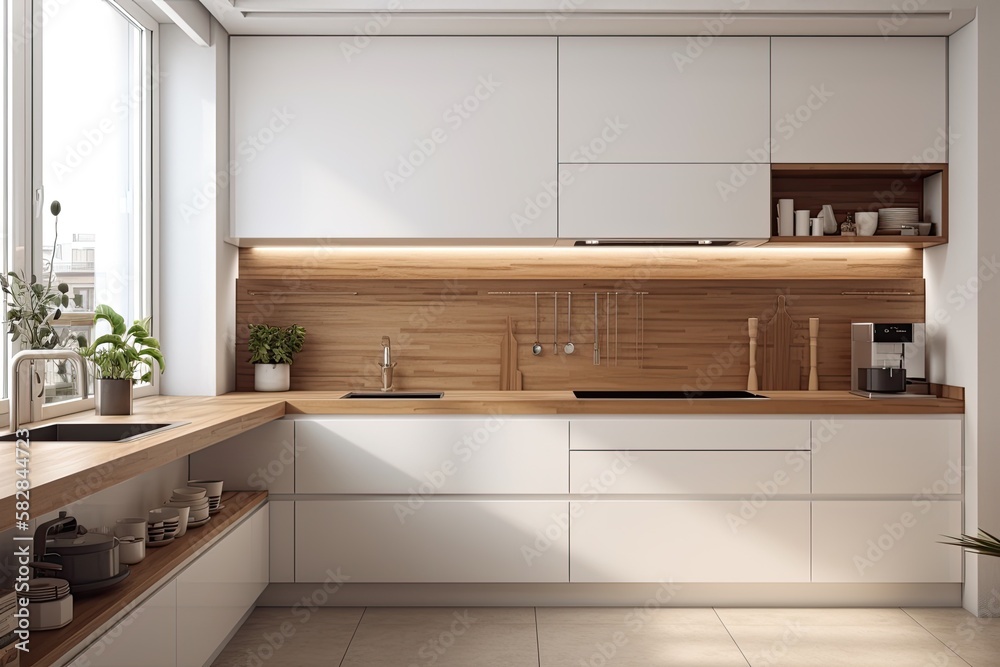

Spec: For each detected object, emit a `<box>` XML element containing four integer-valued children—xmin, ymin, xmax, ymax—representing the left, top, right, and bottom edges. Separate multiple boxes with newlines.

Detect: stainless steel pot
<box><xmin>32</xmin><ymin>512</ymin><xmax>121</xmax><ymax>585</ymax></box>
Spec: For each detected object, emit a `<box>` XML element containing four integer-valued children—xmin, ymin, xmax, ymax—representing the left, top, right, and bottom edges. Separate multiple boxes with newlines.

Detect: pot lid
<box><xmin>47</xmin><ymin>532</ymin><xmax>116</xmax><ymax>555</ymax></box>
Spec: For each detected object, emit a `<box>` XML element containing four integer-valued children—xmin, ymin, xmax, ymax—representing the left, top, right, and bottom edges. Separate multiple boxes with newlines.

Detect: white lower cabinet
<box><xmin>68</xmin><ymin>581</ymin><xmax>177</xmax><ymax>667</ymax></box>
<box><xmin>178</xmin><ymin>508</ymin><xmax>268</xmax><ymax>666</ymax></box>
<box><xmin>570</xmin><ymin>500</ymin><xmax>811</xmax><ymax>583</ymax></box>
<box><xmin>812</xmin><ymin>501</ymin><xmax>962</xmax><ymax>583</ymax></box>
<box><xmin>295</xmin><ymin>500</ymin><xmax>569</xmax><ymax>583</ymax></box>
<box><xmin>73</xmin><ymin>506</ymin><xmax>268</xmax><ymax>667</ymax></box>
<box><xmin>570</xmin><ymin>417</ymin><xmax>811</xmax><ymax>451</ymax></box>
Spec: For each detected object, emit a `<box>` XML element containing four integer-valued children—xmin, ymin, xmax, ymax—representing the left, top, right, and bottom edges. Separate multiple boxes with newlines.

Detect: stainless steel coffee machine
<box><xmin>851</xmin><ymin>323</ymin><xmax>929</xmax><ymax>398</ymax></box>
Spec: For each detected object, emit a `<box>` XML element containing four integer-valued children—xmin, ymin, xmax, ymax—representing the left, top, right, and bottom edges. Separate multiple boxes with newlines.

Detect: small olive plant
<box><xmin>248</xmin><ymin>324</ymin><xmax>306</xmax><ymax>365</ymax></box>
<box><xmin>81</xmin><ymin>305</ymin><xmax>165</xmax><ymax>382</ymax></box>
<box><xmin>0</xmin><ymin>200</ymin><xmax>87</xmax><ymax>351</ymax></box>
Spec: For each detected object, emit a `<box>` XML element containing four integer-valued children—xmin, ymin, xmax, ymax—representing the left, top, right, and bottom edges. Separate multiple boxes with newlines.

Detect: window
<box><xmin>0</xmin><ymin>0</ymin><xmax>156</xmax><ymax>422</ymax></box>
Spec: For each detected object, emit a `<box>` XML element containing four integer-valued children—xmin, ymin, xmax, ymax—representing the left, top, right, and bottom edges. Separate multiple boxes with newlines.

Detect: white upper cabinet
<box><xmin>770</xmin><ymin>37</ymin><xmax>947</xmax><ymax>163</ymax></box>
<box><xmin>231</xmin><ymin>37</ymin><xmax>557</xmax><ymax>241</ymax></box>
<box><xmin>557</xmin><ymin>163</ymin><xmax>770</xmax><ymax>240</ymax></box>
<box><xmin>559</xmin><ymin>37</ymin><xmax>770</xmax><ymax>163</ymax></box>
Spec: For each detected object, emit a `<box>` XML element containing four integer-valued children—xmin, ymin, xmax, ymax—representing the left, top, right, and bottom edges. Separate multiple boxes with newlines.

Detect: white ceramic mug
<box><xmin>794</xmin><ymin>210</ymin><xmax>811</xmax><ymax>236</ymax></box>
<box><xmin>856</xmin><ymin>211</ymin><xmax>878</xmax><ymax>236</ymax></box>
<box><xmin>811</xmin><ymin>217</ymin><xmax>824</xmax><ymax>236</ymax></box>
<box><xmin>119</xmin><ymin>536</ymin><xmax>145</xmax><ymax>565</ymax></box>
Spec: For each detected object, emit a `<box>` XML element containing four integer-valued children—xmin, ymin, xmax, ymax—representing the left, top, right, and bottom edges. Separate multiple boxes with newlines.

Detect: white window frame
<box><xmin>3</xmin><ymin>0</ymin><xmax>159</xmax><ymax>425</ymax></box>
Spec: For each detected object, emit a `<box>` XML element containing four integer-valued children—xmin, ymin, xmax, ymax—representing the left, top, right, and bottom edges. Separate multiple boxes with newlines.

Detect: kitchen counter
<box><xmin>0</xmin><ymin>389</ymin><xmax>963</xmax><ymax>530</ymax></box>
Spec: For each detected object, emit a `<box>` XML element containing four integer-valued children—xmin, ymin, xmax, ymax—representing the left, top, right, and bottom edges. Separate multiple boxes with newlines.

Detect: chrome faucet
<box><xmin>378</xmin><ymin>336</ymin><xmax>396</xmax><ymax>392</ymax></box>
<box><xmin>9</xmin><ymin>349</ymin><xmax>89</xmax><ymax>432</ymax></box>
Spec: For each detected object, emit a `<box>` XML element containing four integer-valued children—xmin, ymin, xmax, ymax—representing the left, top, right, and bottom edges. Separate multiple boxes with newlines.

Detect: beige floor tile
<box><xmin>537</xmin><ymin>606</ymin><xmax>721</xmax><ymax>626</ymax></box>
<box><xmin>538</xmin><ymin>622</ymin><xmax>749</xmax><ymax>667</ymax></box>
<box><xmin>212</xmin><ymin>608</ymin><xmax>362</xmax><ymax>666</ymax></box>
<box><xmin>905</xmin><ymin>608</ymin><xmax>1000</xmax><ymax>667</ymax></box>
<box><xmin>359</xmin><ymin>606</ymin><xmax>535</xmax><ymax>625</ymax></box>
<box><xmin>341</xmin><ymin>620</ymin><xmax>539</xmax><ymax>667</ymax></box>
<box><xmin>725</xmin><ymin>623</ymin><xmax>970</xmax><ymax>667</ymax></box>
<box><xmin>716</xmin><ymin>608</ymin><xmax>918</xmax><ymax>627</ymax></box>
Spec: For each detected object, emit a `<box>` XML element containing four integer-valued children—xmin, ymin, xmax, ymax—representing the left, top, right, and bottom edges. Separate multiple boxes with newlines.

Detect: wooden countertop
<box><xmin>0</xmin><ymin>389</ymin><xmax>963</xmax><ymax>531</ymax></box>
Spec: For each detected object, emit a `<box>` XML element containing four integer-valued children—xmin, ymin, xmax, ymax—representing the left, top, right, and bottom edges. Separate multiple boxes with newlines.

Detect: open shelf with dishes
<box><xmin>768</xmin><ymin>163</ymin><xmax>948</xmax><ymax>248</ymax></box>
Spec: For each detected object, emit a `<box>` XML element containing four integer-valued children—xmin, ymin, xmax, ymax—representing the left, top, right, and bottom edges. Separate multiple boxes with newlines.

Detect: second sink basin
<box><xmin>0</xmin><ymin>422</ymin><xmax>188</xmax><ymax>442</ymax></box>
<box><xmin>573</xmin><ymin>390</ymin><xmax>768</xmax><ymax>400</ymax></box>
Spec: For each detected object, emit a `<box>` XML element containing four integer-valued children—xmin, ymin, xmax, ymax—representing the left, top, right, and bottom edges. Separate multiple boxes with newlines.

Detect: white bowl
<box><xmin>172</xmin><ymin>486</ymin><xmax>208</xmax><ymax>500</ymax></box>
<box><xmin>188</xmin><ymin>480</ymin><xmax>224</xmax><ymax>498</ymax></box>
<box><xmin>148</xmin><ymin>508</ymin><xmax>181</xmax><ymax>523</ymax></box>
<box><xmin>189</xmin><ymin>507</ymin><xmax>210</xmax><ymax>521</ymax></box>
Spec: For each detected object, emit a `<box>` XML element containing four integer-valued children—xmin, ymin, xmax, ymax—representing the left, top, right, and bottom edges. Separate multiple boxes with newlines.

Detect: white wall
<box><xmin>159</xmin><ymin>20</ymin><xmax>236</xmax><ymax>395</ymax></box>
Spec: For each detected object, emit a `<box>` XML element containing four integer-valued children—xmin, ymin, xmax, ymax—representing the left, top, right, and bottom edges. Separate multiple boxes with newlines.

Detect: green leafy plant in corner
<box><xmin>248</xmin><ymin>324</ymin><xmax>306</xmax><ymax>365</ymax></box>
<box><xmin>81</xmin><ymin>305</ymin><xmax>166</xmax><ymax>382</ymax></box>
<box><xmin>941</xmin><ymin>529</ymin><xmax>1000</xmax><ymax>558</ymax></box>
<box><xmin>0</xmin><ymin>200</ymin><xmax>87</xmax><ymax>351</ymax></box>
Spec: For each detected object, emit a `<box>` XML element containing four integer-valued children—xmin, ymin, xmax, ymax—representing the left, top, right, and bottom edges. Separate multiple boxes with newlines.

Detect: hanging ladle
<box><xmin>564</xmin><ymin>292</ymin><xmax>576</xmax><ymax>355</ymax></box>
<box><xmin>532</xmin><ymin>292</ymin><xmax>543</xmax><ymax>356</ymax></box>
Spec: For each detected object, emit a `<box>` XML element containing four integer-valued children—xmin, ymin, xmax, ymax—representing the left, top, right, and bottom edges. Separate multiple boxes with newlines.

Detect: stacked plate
<box><xmin>878</xmin><ymin>207</ymin><xmax>919</xmax><ymax>230</ymax></box>
<box><xmin>24</xmin><ymin>578</ymin><xmax>73</xmax><ymax>630</ymax></box>
<box><xmin>147</xmin><ymin>508</ymin><xmax>181</xmax><ymax>547</ymax></box>
<box><xmin>165</xmin><ymin>486</ymin><xmax>212</xmax><ymax>527</ymax></box>
<box><xmin>24</xmin><ymin>578</ymin><xmax>70</xmax><ymax>603</ymax></box>
<box><xmin>189</xmin><ymin>480</ymin><xmax>225</xmax><ymax>515</ymax></box>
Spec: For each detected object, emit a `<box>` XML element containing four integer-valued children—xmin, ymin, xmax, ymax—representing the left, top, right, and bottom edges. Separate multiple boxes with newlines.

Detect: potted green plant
<box><xmin>941</xmin><ymin>529</ymin><xmax>1000</xmax><ymax>558</ymax></box>
<box><xmin>248</xmin><ymin>323</ymin><xmax>306</xmax><ymax>391</ymax></box>
<box><xmin>80</xmin><ymin>305</ymin><xmax>165</xmax><ymax>414</ymax></box>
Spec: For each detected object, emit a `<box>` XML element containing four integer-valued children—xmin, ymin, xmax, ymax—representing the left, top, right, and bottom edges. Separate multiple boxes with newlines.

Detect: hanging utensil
<box><xmin>532</xmin><ymin>293</ymin><xmax>543</xmax><ymax>356</ymax></box>
<box><xmin>747</xmin><ymin>317</ymin><xmax>759</xmax><ymax>391</ymax></box>
<box><xmin>605</xmin><ymin>293</ymin><xmax>610</xmax><ymax>362</ymax></box>
<box><xmin>564</xmin><ymin>293</ymin><xmax>576</xmax><ymax>354</ymax></box>
<box><xmin>809</xmin><ymin>317</ymin><xmax>820</xmax><ymax>391</ymax></box>
<box><xmin>593</xmin><ymin>293</ymin><xmax>601</xmax><ymax>366</ymax></box>
<box><xmin>614</xmin><ymin>292</ymin><xmax>619</xmax><ymax>367</ymax></box>
<box><xmin>639</xmin><ymin>292</ymin><xmax>645</xmax><ymax>370</ymax></box>
<box><xmin>553</xmin><ymin>293</ymin><xmax>559</xmax><ymax>355</ymax></box>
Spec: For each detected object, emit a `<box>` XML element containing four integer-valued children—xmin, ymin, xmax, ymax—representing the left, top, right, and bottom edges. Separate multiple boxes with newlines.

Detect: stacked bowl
<box><xmin>24</xmin><ymin>578</ymin><xmax>73</xmax><ymax>630</ymax></box>
<box><xmin>165</xmin><ymin>486</ymin><xmax>211</xmax><ymax>528</ymax></box>
<box><xmin>188</xmin><ymin>480</ymin><xmax>224</xmax><ymax>515</ymax></box>
<box><xmin>147</xmin><ymin>508</ymin><xmax>181</xmax><ymax>547</ymax></box>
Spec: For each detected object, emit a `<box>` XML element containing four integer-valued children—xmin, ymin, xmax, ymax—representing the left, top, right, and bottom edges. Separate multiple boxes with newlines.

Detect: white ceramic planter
<box><xmin>254</xmin><ymin>363</ymin><xmax>290</xmax><ymax>392</ymax></box>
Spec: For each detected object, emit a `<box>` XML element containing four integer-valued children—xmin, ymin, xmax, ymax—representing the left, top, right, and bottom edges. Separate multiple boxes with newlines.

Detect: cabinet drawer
<box><xmin>295</xmin><ymin>500</ymin><xmax>569</xmax><ymax>583</ymax></box>
<box><xmin>559</xmin><ymin>37</ymin><xmax>770</xmax><ymax>163</ymax></box>
<box><xmin>570</xmin><ymin>500</ymin><xmax>810</xmax><ymax>583</ymax></box>
<box><xmin>296</xmin><ymin>418</ymin><xmax>568</xmax><ymax>494</ymax></box>
<box><xmin>571</xmin><ymin>450</ymin><xmax>809</xmax><ymax>495</ymax></box>
<box><xmin>812</xmin><ymin>501</ymin><xmax>962</xmax><ymax>583</ymax></box>
<box><xmin>812</xmin><ymin>418</ymin><xmax>961</xmax><ymax>494</ymax></box>
<box><xmin>570</xmin><ymin>418</ymin><xmax>810</xmax><ymax>451</ymax></box>
<box><xmin>69</xmin><ymin>581</ymin><xmax>176</xmax><ymax>667</ymax></box>
<box><xmin>557</xmin><ymin>163</ymin><xmax>770</xmax><ymax>240</ymax></box>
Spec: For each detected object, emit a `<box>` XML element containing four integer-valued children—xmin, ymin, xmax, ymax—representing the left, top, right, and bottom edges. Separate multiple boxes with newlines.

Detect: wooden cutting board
<box><xmin>759</xmin><ymin>295</ymin><xmax>802</xmax><ymax>391</ymax></box>
<box><xmin>499</xmin><ymin>316</ymin><xmax>521</xmax><ymax>391</ymax></box>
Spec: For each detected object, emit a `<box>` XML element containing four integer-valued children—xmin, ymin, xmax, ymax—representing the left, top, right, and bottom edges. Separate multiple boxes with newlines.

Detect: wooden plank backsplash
<box><xmin>234</xmin><ymin>275</ymin><xmax>925</xmax><ymax>393</ymax></box>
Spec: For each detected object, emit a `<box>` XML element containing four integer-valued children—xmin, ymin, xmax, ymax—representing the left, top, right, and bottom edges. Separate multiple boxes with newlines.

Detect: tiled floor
<box><xmin>212</xmin><ymin>606</ymin><xmax>1000</xmax><ymax>667</ymax></box>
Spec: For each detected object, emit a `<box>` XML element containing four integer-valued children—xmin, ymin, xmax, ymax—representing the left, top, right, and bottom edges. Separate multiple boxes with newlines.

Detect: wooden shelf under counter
<box><xmin>23</xmin><ymin>490</ymin><xmax>268</xmax><ymax>667</ymax></box>
<box><xmin>766</xmin><ymin>235</ymin><xmax>946</xmax><ymax>248</ymax></box>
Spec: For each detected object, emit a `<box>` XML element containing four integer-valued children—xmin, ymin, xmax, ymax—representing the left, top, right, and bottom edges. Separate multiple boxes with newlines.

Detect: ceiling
<box><xmin>192</xmin><ymin>0</ymin><xmax>976</xmax><ymax>36</ymax></box>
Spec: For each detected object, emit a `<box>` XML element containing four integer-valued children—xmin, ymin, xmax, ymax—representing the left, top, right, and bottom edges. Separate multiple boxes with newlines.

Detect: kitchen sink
<box><xmin>0</xmin><ymin>422</ymin><xmax>189</xmax><ymax>442</ymax></box>
<box><xmin>573</xmin><ymin>390</ymin><xmax>768</xmax><ymax>400</ymax></box>
<box><xmin>341</xmin><ymin>392</ymin><xmax>444</xmax><ymax>399</ymax></box>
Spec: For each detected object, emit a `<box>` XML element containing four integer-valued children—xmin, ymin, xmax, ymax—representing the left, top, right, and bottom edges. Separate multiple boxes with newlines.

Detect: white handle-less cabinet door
<box><xmin>231</xmin><ymin>37</ymin><xmax>557</xmax><ymax>241</ymax></box>
<box><xmin>177</xmin><ymin>511</ymin><xmax>261</xmax><ymax>667</ymax></box>
<box><xmin>771</xmin><ymin>37</ymin><xmax>947</xmax><ymax>163</ymax></box>
<box><xmin>812</xmin><ymin>418</ymin><xmax>962</xmax><ymax>495</ymax></box>
<box><xmin>296</xmin><ymin>500</ymin><xmax>569</xmax><ymax>583</ymax></box>
<box><xmin>557</xmin><ymin>163</ymin><xmax>770</xmax><ymax>240</ymax></box>
<box><xmin>812</xmin><ymin>501</ymin><xmax>962</xmax><ymax>583</ymax></box>
<box><xmin>570</xmin><ymin>500</ymin><xmax>810</xmax><ymax>583</ymax></box>
<box><xmin>559</xmin><ymin>37</ymin><xmax>770</xmax><ymax>163</ymax></box>
<box><xmin>295</xmin><ymin>418</ymin><xmax>568</xmax><ymax>494</ymax></box>
<box><xmin>68</xmin><ymin>581</ymin><xmax>177</xmax><ymax>667</ymax></box>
